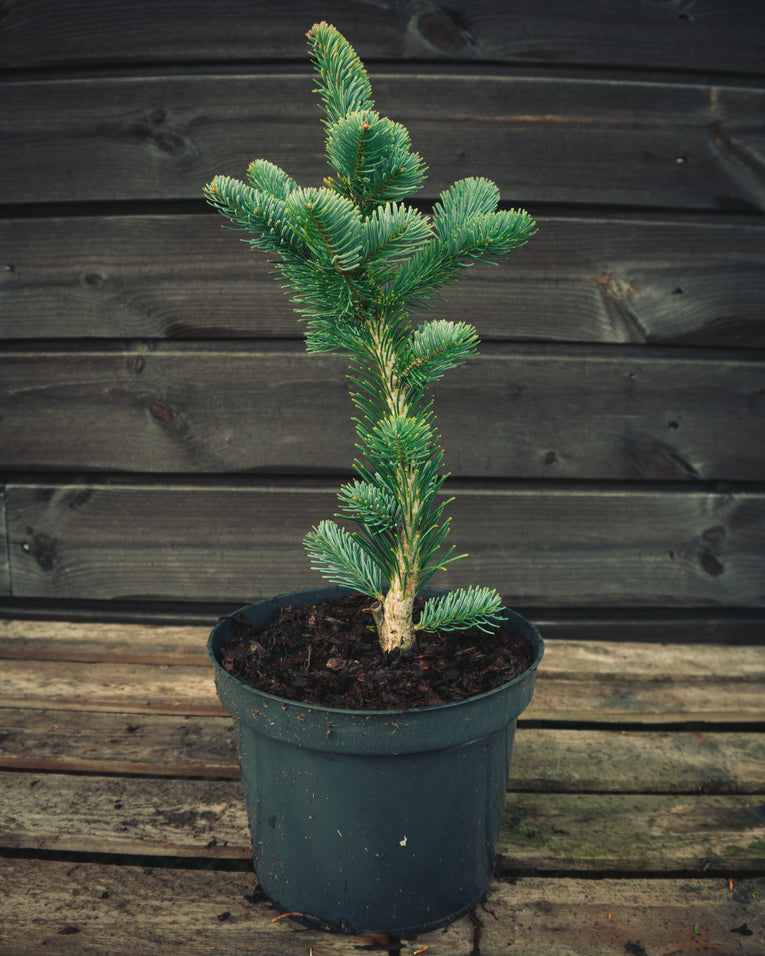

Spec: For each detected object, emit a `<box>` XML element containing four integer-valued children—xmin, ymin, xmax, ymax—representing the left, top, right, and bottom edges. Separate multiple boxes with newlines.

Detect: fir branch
<box><xmin>307</xmin><ymin>22</ymin><xmax>374</xmax><ymax>125</ymax></box>
<box><xmin>363</xmin><ymin>415</ymin><xmax>434</xmax><ymax>469</ymax></box>
<box><xmin>246</xmin><ymin>159</ymin><xmax>298</xmax><ymax>200</ymax></box>
<box><xmin>401</xmin><ymin>320</ymin><xmax>480</xmax><ymax>392</ymax></box>
<box><xmin>304</xmin><ymin>520</ymin><xmax>385</xmax><ymax>597</ymax></box>
<box><xmin>418</xmin><ymin>587</ymin><xmax>505</xmax><ymax>633</ymax></box>
<box><xmin>203</xmin><ymin>175</ymin><xmax>307</xmax><ymax>259</ymax></box>
<box><xmin>361</xmin><ymin>203</ymin><xmax>433</xmax><ymax>266</ymax></box>
<box><xmin>325</xmin><ymin>111</ymin><xmax>426</xmax><ymax>211</ymax></box>
<box><xmin>337</xmin><ymin>478</ymin><xmax>401</xmax><ymax>534</ymax></box>
<box><xmin>285</xmin><ymin>187</ymin><xmax>362</xmax><ymax>272</ymax></box>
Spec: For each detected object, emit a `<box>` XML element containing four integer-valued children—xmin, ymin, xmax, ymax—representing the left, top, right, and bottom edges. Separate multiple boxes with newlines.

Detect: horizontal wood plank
<box><xmin>0</xmin><ymin>771</ymin><xmax>249</xmax><ymax>858</ymax></box>
<box><xmin>2</xmin><ymin>342</ymin><xmax>763</xmax><ymax>480</ymax></box>
<box><xmin>0</xmin><ymin>488</ymin><xmax>8</xmax><ymax>597</ymax></box>
<box><xmin>2</xmin><ymin>0</ymin><xmax>764</xmax><ymax>74</ymax></box>
<box><xmin>4</xmin><ymin>212</ymin><xmax>765</xmax><ymax>347</ymax></box>
<box><xmin>4</xmin><ymin>619</ymin><xmax>765</xmax><ymax>676</ymax></box>
<box><xmin>2</xmin><ymin>603</ymin><xmax>763</xmax><ymax>642</ymax></box>
<box><xmin>497</xmin><ymin>791</ymin><xmax>765</xmax><ymax>874</ymax></box>
<box><xmin>1</xmin><ymin>770</ymin><xmax>762</xmax><ymax>873</ymax></box>
<box><xmin>2</xmin><ymin>72</ymin><xmax>763</xmax><ymax>210</ymax></box>
<box><xmin>0</xmin><ymin>860</ymin><xmax>761</xmax><ymax>956</ymax></box>
<box><xmin>6</xmin><ymin>482</ymin><xmax>765</xmax><ymax>606</ymax></box>
<box><xmin>1</xmin><ymin>708</ymin><xmax>763</xmax><ymax>794</ymax></box>
<box><xmin>1</xmin><ymin>656</ymin><xmax>763</xmax><ymax>723</ymax></box>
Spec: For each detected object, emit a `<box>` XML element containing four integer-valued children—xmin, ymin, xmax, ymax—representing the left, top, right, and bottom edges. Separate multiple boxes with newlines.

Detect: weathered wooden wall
<box><xmin>1</xmin><ymin>1</ymin><xmax>764</xmax><ymax>630</ymax></box>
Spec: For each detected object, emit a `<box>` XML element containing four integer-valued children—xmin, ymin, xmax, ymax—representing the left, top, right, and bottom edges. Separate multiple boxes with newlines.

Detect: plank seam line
<box><xmin>1</xmin><ymin>485</ymin><xmax>11</xmax><ymax>600</ymax></box>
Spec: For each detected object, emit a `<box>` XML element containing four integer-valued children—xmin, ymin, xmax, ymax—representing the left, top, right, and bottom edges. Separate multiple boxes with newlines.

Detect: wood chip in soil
<box><xmin>219</xmin><ymin>593</ymin><xmax>533</xmax><ymax>711</ymax></box>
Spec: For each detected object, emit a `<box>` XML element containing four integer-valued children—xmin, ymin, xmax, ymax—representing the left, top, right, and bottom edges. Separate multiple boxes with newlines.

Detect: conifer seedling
<box><xmin>204</xmin><ymin>22</ymin><xmax>536</xmax><ymax>654</ymax></box>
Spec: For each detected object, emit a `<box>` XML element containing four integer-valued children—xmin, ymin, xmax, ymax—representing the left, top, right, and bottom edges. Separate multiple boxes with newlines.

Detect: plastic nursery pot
<box><xmin>207</xmin><ymin>587</ymin><xmax>543</xmax><ymax>936</ymax></box>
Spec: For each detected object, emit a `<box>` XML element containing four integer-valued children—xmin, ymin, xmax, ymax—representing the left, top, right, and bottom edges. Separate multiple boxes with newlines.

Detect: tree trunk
<box><xmin>373</xmin><ymin>583</ymin><xmax>416</xmax><ymax>654</ymax></box>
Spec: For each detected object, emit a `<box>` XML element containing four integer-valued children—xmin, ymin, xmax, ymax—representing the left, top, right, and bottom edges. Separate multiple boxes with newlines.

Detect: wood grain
<box><xmin>0</xmin><ymin>489</ymin><xmax>8</xmax><ymax>597</ymax></box>
<box><xmin>6</xmin><ymin>481</ymin><xmax>765</xmax><ymax>606</ymax></box>
<box><xmin>497</xmin><ymin>791</ymin><xmax>765</xmax><ymax>874</ymax></box>
<box><xmin>2</xmin><ymin>342</ymin><xmax>763</xmax><ymax>479</ymax></box>
<box><xmin>0</xmin><ymin>860</ymin><xmax>760</xmax><ymax>956</ymax></box>
<box><xmin>4</xmin><ymin>213</ymin><xmax>765</xmax><ymax>347</ymax></box>
<box><xmin>3</xmin><ymin>657</ymin><xmax>764</xmax><ymax>722</ymax></box>
<box><xmin>2</xmin><ymin>72</ymin><xmax>763</xmax><ymax>210</ymax></box>
<box><xmin>4</xmin><ymin>619</ymin><xmax>764</xmax><ymax>675</ymax></box>
<box><xmin>2</xmin><ymin>631</ymin><xmax>764</xmax><ymax>721</ymax></box>
<box><xmin>1</xmin><ymin>0</ymin><xmax>764</xmax><ymax>74</ymax></box>
<box><xmin>1</xmin><ymin>707</ymin><xmax>763</xmax><ymax>794</ymax></box>
<box><xmin>1</xmin><ymin>769</ymin><xmax>762</xmax><ymax>873</ymax></box>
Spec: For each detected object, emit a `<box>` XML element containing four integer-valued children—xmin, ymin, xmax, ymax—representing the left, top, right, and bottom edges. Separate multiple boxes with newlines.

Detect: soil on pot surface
<box><xmin>219</xmin><ymin>593</ymin><xmax>534</xmax><ymax>710</ymax></box>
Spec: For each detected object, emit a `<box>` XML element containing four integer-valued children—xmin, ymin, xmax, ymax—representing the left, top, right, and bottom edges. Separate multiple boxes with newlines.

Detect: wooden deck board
<box><xmin>0</xmin><ymin>859</ymin><xmax>762</xmax><ymax>955</ymax></box>
<box><xmin>4</xmin><ymin>618</ymin><xmax>765</xmax><ymax>675</ymax></box>
<box><xmin>1</xmin><ymin>658</ymin><xmax>764</xmax><ymax>722</ymax></box>
<box><xmin>2</xmin><ymin>0</ymin><xmax>763</xmax><ymax>74</ymax></box>
<box><xmin>0</xmin><ymin>621</ymin><xmax>762</xmax><ymax>953</ymax></box>
<box><xmin>1</xmin><ymin>769</ymin><xmax>763</xmax><ymax>873</ymax></box>
<box><xmin>2</xmin><ymin>709</ymin><xmax>763</xmax><ymax>793</ymax></box>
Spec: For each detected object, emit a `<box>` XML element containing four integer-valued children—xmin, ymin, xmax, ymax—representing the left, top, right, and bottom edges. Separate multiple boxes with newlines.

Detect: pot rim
<box><xmin>208</xmin><ymin>587</ymin><xmax>544</xmax><ymax>720</ymax></box>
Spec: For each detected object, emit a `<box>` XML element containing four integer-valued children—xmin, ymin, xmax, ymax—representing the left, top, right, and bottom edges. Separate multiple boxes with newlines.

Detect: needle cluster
<box><xmin>204</xmin><ymin>22</ymin><xmax>536</xmax><ymax>653</ymax></box>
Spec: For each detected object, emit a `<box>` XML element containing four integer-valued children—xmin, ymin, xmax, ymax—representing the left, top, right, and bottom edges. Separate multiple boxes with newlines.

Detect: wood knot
<box><xmin>148</xmin><ymin>400</ymin><xmax>173</xmax><ymax>424</ymax></box>
<box><xmin>417</xmin><ymin>12</ymin><xmax>469</xmax><ymax>52</ymax></box>
<box><xmin>29</xmin><ymin>533</ymin><xmax>57</xmax><ymax>572</ymax></box>
<box><xmin>699</xmin><ymin>549</ymin><xmax>724</xmax><ymax>577</ymax></box>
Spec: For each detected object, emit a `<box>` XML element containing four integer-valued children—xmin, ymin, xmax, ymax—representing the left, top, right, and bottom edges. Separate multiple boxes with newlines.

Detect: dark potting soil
<box><xmin>219</xmin><ymin>593</ymin><xmax>533</xmax><ymax>710</ymax></box>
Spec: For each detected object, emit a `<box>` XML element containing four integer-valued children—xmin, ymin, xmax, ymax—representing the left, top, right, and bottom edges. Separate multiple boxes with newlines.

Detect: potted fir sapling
<box><xmin>205</xmin><ymin>22</ymin><xmax>544</xmax><ymax>936</ymax></box>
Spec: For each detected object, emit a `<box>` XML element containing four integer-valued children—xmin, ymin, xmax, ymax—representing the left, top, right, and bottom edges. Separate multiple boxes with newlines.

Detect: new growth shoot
<box><xmin>204</xmin><ymin>22</ymin><xmax>536</xmax><ymax>653</ymax></box>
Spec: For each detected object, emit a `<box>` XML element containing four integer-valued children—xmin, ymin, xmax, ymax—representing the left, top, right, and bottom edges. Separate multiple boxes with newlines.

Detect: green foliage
<box><xmin>204</xmin><ymin>21</ymin><xmax>536</xmax><ymax>651</ymax></box>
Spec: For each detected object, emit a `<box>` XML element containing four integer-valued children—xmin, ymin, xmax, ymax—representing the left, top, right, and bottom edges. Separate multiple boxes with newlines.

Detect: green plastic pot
<box><xmin>208</xmin><ymin>587</ymin><xmax>543</xmax><ymax>935</ymax></box>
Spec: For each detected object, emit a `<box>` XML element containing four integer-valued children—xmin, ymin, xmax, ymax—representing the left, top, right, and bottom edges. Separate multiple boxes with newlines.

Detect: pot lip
<box><xmin>208</xmin><ymin>588</ymin><xmax>544</xmax><ymax>720</ymax></box>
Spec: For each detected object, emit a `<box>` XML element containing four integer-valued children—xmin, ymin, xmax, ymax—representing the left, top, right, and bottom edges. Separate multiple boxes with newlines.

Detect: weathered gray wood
<box><xmin>3</xmin><ymin>602</ymin><xmax>762</xmax><ymax>643</ymax></box>
<box><xmin>1</xmin><ymin>860</ymin><xmax>760</xmax><ymax>956</ymax></box>
<box><xmin>0</xmin><ymin>659</ymin><xmax>224</xmax><ymax>715</ymax></box>
<box><xmin>0</xmin><ymin>710</ymin><xmax>240</xmax><ymax>778</ymax></box>
<box><xmin>1</xmin><ymin>707</ymin><xmax>763</xmax><ymax>795</ymax></box>
<box><xmin>530</xmin><ymin>679</ymin><xmax>765</xmax><ymax>724</ymax></box>
<box><xmin>6</xmin><ymin>481</ymin><xmax>765</xmax><ymax>606</ymax></box>
<box><xmin>2</xmin><ymin>71</ymin><xmax>763</xmax><ymax>210</ymax></box>
<box><xmin>2</xmin><ymin>342</ymin><xmax>763</xmax><ymax>479</ymax></box>
<box><xmin>1</xmin><ymin>657</ymin><xmax>763</xmax><ymax>722</ymax></box>
<box><xmin>0</xmin><ymin>619</ymin><xmax>211</xmax><ymax>664</ymax></box>
<box><xmin>4</xmin><ymin>618</ymin><xmax>764</xmax><ymax>677</ymax></box>
<box><xmin>1</xmin><ymin>769</ymin><xmax>762</xmax><ymax>872</ymax></box>
<box><xmin>3</xmin><ymin>209</ymin><xmax>765</xmax><ymax>346</ymax></box>
<box><xmin>509</xmin><ymin>729</ymin><xmax>765</xmax><ymax>795</ymax></box>
<box><xmin>0</xmin><ymin>772</ymin><xmax>250</xmax><ymax>858</ymax></box>
<box><xmin>0</xmin><ymin>488</ymin><xmax>8</xmax><ymax>597</ymax></box>
<box><xmin>498</xmin><ymin>792</ymin><xmax>765</xmax><ymax>874</ymax></box>
<box><xmin>2</xmin><ymin>0</ymin><xmax>764</xmax><ymax>74</ymax></box>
